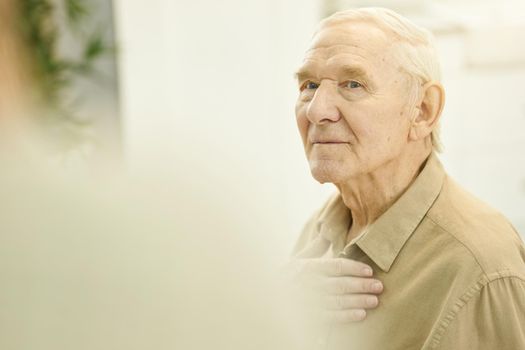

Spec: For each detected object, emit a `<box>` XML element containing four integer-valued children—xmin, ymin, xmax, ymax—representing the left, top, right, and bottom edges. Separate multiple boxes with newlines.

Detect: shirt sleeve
<box><xmin>434</xmin><ymin>276</ymin><xmax>525</xmax><ymax>349</ymax></box>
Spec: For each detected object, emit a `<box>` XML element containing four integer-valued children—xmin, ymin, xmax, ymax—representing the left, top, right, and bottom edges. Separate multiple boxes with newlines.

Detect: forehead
<box><xmin>299</xmin><ymin>21</ymin><xmax>396</xmax><ymax>76</ymax></box>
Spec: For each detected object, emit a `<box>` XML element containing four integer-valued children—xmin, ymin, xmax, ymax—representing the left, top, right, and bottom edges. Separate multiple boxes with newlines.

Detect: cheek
<box><xmin>341</xmin><ymin>101</ymin><xmax>410</xmax><ymax>148</ymax></box>
<box><xmin>378</xmin><ymin>111</ymin><xmax>412</xmax><ymax>150</ymax></box>
<box><xmin>338</xmin><ymin>103</ymin><xmax>375</xmax><ymax>141</ymax></box>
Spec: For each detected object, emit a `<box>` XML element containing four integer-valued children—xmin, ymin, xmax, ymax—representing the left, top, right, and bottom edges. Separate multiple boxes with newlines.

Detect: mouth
<box><xmin>312</xmin><ymin>141</ymin><xmax>348</xmax><ymax>144</ymax></box>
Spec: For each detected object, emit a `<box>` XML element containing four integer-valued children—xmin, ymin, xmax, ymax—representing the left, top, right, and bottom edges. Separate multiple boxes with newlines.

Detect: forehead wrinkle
<box><xmin>304</xmin><ymin>47</ymin><xmax>371</xmax><ymax>67</ymax></box>
<box><xmin>306</xmin><ymin>24</ymin><xmax>398</xmax><ymax>63</ymax></box>
<box><xmin>305</xmin><ymin>43</ymin><xmax>361</xmax><ymax>56</ymax></box>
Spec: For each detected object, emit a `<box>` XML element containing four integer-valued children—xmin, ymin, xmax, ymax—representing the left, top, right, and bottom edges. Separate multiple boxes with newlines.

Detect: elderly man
<box><xmin>290</xmin><ymin>7</ymin><xmax>525</xmax><ymax>350</ymax></box>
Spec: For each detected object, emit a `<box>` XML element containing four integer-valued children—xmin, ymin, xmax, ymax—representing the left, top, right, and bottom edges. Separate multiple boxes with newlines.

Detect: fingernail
<box><xmin>372</xmin><ymin>282</ymin><xmax>383</xmax><ymax>292</ymax></box>
<box><xmin>362</xmin><ymin>267</ymin><xmax>373</xmax><ymax>276</ymax></box>
<box><xmin>367</xmin><ymin>296</ymin><xmax>378</xmax><ymax>307</ymax></box>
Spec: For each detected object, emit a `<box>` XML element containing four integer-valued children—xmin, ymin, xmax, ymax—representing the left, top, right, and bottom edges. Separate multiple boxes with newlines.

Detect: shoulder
<box><xmin>424</xmin><ymin>274</ymin><xmax>525</xmax><ymax>349</ymax></box>
<box><xmin>417</xmin><ymin>175</ymin><xmax>525</xmax><ymax>348</ymax></box>
<box><xmin>427</xmin><ymin>175</ymin><xmax>525</xmax><ymax>279</ymax></box>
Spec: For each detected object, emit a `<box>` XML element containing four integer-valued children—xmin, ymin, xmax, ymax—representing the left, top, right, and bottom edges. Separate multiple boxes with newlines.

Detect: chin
<box><xmin>309</xmin><ymin>161</ymin><xmax>349</xmax><ymax>184</ymax></box>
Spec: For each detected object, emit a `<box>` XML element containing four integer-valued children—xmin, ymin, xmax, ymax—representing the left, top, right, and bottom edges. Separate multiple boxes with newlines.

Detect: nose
<box><xmin>306</xmin><ymin>80</ymin><xmax>341</xmax><ymax>124</ymax></box>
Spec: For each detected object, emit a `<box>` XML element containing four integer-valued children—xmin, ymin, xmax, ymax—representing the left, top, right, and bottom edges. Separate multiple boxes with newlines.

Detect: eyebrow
<box><xmin>294</xmin><ymin>68</ymin><xmax>315</xmax><ymax>84</ymax></box>
<box><xmin>294</xmin><ymin>64</ymin><xmax>372</xmax><ymax>85</ymax></box>
<box><xmin>338</xmin><ymin>65</ymin><xmax>369</xmax><ymax>81</ymax></box>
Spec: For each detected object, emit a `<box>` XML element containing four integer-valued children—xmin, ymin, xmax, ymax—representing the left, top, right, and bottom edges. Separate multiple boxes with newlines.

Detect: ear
<box><xmin>408</xmin><ymin>82</ymin><xmax>445</xmax><ymax>143</ymax></box>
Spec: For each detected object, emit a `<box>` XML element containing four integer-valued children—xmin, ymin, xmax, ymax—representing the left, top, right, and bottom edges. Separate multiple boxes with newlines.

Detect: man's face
<box><xmin>295</xmin><ymin>21</ymin><xmax>417</xmax><ymax>184</ymax></box>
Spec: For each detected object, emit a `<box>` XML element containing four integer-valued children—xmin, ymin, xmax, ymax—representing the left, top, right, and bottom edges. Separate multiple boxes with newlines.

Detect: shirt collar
<box><xmin>316</xmin><ymin>152</ymin><xmax>445</xmax><ymax>272</ymax></box>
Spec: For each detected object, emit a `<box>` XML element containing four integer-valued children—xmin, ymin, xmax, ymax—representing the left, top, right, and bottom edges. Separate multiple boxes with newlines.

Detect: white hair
<box><xmin>318</xmin><ymin>7</ymin><xmax>444</xmax><ymax>152</ymax></box>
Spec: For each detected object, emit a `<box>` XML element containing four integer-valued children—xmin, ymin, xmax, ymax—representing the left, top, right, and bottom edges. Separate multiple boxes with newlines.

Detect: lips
<box><xmin>311</xmin><ymin>140</ymin><xmax>349</xmax><ymax>144</ymax></box>
<box><xmin>313</xmin><ymin>141</ymin><xmax>346</xmax><ymax>144</ymax></box>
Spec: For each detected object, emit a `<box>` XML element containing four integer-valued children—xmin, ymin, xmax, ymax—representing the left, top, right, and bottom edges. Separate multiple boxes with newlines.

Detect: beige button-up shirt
<box><xmin>293</xmin><ymin>153</ymin><xmax>525</xmax><ymax>349</ymax></box>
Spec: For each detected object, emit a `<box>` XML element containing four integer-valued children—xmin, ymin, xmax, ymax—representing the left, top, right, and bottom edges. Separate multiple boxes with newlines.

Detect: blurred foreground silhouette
<box><xmin>0</xmin><ymin>168</ymin><xmax>310</xmax><ymax>350</ymax></box>
<box><xmin>0</xmin><ymin>2</ymin><xmax>309</xmax><ymax>348</ymax></box>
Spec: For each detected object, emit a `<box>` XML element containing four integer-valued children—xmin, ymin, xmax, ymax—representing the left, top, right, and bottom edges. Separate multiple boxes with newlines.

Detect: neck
<box><xmin>336</xmin><ymin>146</ymin><xmax>431</xmax><ymax>239</ymax></box>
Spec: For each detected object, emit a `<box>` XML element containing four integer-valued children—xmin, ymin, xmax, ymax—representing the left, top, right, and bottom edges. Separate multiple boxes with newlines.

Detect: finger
<box><xmin>322</xmin><ymin>309</ymin><xmax>367</xmax><ymax>323</ymax></box>
<box><xmin>323</xmin><ymin>294</ymin><xmax>379</xmax><ymax>310</ymax></box>
<box><xmin>303</xmin><ymin>258</ymin><xmax>373</xmax><ymax>277</ymax></box>
<box><xmin>294</xmin><ymin>235</ymin><xmax>331</xmax><ymax>259</ymax></box>
<box><xmin>321</xmin><ymin>276</ymin><xmax>384</xmax><ymax>295</ymax></box>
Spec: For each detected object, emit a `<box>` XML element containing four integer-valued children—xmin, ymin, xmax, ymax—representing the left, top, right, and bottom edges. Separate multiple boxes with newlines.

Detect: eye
<box><xmin>301</xmin><ymin>81</ymin><xmax>319</xmax><ymax>91</ymax></box>
<box><xmin>344</xmin><ymin>81</ymin><xmax>362</xmax><ymax>89</ymax></box>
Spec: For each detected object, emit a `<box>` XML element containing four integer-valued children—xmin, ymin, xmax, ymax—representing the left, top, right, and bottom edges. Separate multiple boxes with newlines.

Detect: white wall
<box><xmin>113</xmin><ymin>0</ymin><xmax>331</xmax><ymax>259</ymax></box>
<box><xmin>113</xmin><ymin>0</ymin><xmax>525</xmax><ymax>259</ymax></box>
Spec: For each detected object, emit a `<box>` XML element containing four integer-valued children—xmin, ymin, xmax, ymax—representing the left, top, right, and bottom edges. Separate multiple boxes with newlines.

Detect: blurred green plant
<box><xmin>18</xmin><ymin>0</ymin><xmax>111</xmax><ymax>150</ymax></box>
